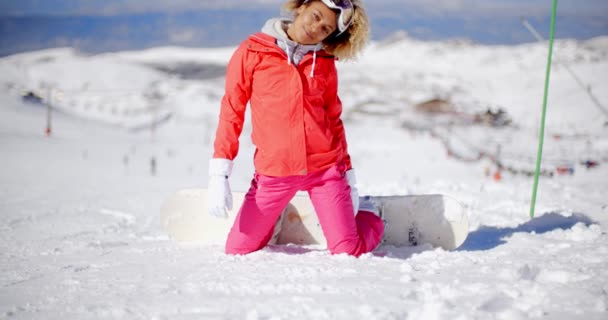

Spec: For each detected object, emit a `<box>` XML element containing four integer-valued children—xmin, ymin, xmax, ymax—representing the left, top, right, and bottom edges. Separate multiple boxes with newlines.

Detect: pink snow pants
<box><xmin>225</xmin><ymin>164</ymin><xmax>384</xmax><ymax>257</ymax></box>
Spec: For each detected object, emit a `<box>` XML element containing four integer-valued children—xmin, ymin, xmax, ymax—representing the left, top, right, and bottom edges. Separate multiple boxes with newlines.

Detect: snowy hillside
<box><xmin>1</xmin><ymin>35</ymin><xmax>607</xmax><ymax>319</ymax></box>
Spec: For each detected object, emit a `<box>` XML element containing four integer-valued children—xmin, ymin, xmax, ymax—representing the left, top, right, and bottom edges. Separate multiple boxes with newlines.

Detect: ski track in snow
<box><xmin>1</xmin><ymin>37</ymin><xmax>608</xmax><ymax>319</ymax></box>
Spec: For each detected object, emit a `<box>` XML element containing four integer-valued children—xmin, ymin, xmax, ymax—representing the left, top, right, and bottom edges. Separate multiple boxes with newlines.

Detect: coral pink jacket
<box><xmin>213</xmin><ymin>33</ymin><xmax>351</xmax><ymax>176</ymax></box>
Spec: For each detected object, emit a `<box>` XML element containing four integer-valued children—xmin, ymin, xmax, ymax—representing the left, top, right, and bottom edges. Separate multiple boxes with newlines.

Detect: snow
<box><xmin>1</xmin><ymin>35</ymin><xmax>608</xmax><ymax>319</ymax></box>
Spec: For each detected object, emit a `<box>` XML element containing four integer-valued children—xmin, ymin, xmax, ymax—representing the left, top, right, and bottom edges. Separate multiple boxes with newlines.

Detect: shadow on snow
<box><xmin>458</xmin><ymin>212</ymin><xmax>596</xmax><ymax>251</ymax></box>
<box><xmin>261</xmin><ymin>212</ymin><xmax>596</xmax><ymax>259</ymax></box>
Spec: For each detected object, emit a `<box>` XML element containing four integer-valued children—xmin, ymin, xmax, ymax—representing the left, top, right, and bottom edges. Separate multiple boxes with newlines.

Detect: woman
<box><xmin>208</xmin><ymin>0</ymin><xmax>383</xmax><ymax>257</ymax></box>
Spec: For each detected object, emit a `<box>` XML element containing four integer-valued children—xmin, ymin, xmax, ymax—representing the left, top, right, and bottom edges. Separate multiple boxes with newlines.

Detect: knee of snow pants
<box><xmin>225</xmin><ymin>175</ymin><xmax>295</xmax><ymax>255</ymax></box>
<box><xmin>307</xmin><ymin>166</ymin><xmax>385</xmax><ymax>257</ymax></box>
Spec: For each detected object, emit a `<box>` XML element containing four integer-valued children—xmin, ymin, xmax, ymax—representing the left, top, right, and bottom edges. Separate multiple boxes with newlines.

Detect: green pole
<box><xmin>530</xmin><ymin>0</ymin><xmax>558</xmax><ymax>218</ymax></box>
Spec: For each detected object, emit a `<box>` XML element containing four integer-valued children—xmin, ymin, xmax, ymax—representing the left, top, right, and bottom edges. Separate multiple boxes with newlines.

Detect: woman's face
<box><xmin>287</xmin><ymin>1</ymin><xmax>338</xmax><ymax>45</ymax></box>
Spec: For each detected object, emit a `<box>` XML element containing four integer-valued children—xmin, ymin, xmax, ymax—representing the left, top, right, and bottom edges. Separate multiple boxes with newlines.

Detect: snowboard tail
<box><xmin>160</xmin><ymin>189</ymin><xmax>469</xmax><ymax>250</ymax></box>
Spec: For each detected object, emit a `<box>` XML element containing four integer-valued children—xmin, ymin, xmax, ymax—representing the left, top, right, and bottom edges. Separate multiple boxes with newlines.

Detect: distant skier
<box><xmin>207</xmin><ymin>0</ymin><xmax>383</xmax><ymax>256</ymax></box>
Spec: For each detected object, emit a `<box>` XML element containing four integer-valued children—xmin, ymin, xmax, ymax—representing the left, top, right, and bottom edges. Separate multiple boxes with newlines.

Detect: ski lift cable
<box><xmin>521</xmin><ymin>17</ymin><xmax>608</xmax><ymax>119</ymax></box>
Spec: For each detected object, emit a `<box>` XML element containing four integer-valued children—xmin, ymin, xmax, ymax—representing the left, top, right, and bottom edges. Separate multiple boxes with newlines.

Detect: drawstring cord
<box><xmin>282</xmin><ymin>39</ymin><xmax>317</xmax><ymax>77</ymax></box>
<box><xmin>286</xmin><ymin>44</ymin><xmax>292</xmax><ymax>65</ymax></box>
<box><xmin>310</xmin><ymin>49</ymin><xmax>317</xmax><ymax>78</ymax></box>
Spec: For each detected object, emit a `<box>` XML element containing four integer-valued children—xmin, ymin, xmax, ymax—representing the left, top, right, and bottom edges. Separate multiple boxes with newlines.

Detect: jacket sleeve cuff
<box><xmin>209</xmin><ymin>158</ymin><xmax>233</xmax><ymax>177</ymax></box>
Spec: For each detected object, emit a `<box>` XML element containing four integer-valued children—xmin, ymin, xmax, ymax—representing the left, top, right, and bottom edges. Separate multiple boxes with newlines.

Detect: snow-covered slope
<box><xmin>1</xmin><ymin>36</ymin><xmax>607</xmax><ymax>319</ymax></box>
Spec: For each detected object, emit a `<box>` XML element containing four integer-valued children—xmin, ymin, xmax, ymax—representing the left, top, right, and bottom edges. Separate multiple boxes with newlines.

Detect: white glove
<box><xmin>208</xmin><ymin>158</ymin><xmax>233</xmax><ymax>218</ymax></box>
<box><xmin>346</xmin><ymin>169</ymin><xmax>359</xmax><ymax>216</ymax></box>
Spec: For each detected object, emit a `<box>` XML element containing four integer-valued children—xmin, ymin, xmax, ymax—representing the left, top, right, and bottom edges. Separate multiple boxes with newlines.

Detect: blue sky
<box><xmin>1</xmin><ymin>0</ymin><xmax>606</xmax><ymax>56</ymax></box>
<box><xmin>2</xmin><ymin>0</ymin><xmax>607</xmax><ymax>17</ymax></box>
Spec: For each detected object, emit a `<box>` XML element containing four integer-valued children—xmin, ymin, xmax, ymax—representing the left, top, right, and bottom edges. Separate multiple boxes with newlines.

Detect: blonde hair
<box><xmin>282</xmin><ymin>0</ymin><xmax>370</xmax><ymax>60</ymax></box>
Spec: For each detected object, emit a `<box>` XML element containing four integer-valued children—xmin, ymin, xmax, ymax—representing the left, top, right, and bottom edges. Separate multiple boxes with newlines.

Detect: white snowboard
<box><xmin>160</xmin><ymin>189</ymin><xmax>469</xmax><ymax>250</ymax></box>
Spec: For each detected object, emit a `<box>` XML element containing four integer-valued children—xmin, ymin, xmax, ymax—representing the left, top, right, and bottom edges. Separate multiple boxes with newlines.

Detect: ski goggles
<box><xmin>318</xmin><ymin>0</ymin><xmax>355</xmax><ymax>36</ymax></box>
